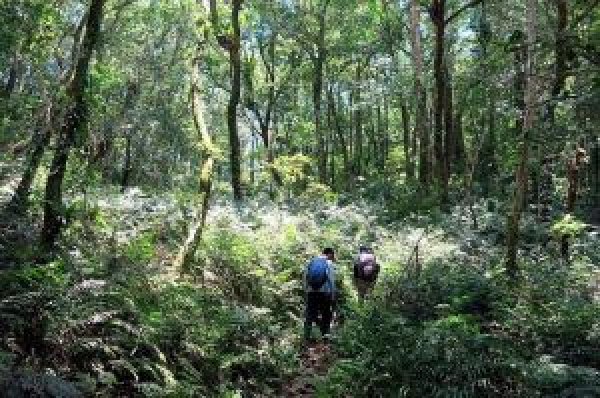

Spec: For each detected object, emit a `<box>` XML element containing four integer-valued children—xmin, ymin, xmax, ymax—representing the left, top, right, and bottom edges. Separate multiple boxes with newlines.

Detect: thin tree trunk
<box><xmin>312</xmin><ymin>2</ymin><xmax>328</xmax><ymax>184</ymax></box>
<box><xmin>409</xmin><ymin>0</ymin><xmax>430</xmax><ymax>188</ymax></box>
<box><xmin>40</xmin><ymin>0</ymin><xmax>105</xmax><ymax>249</ymax></box>
<box><xmin>454</xmin><ymin>108</ymin><xmax>465</xmax><ymax>172</ymax></box>
<box><xmin>328</xmin><ymin>86</ymin><xmax>348</xmax><ymax>174</ymax></box>
<box><xmin>487</xmin><ymin>96</ymin><xmax>497</xmax><ymax>193</ymax></box>
<box><xmin>3</xmin><ymin>49</ymin><xmax>21</xmax><ymax>98</ymax></box>
<box><xmin>383</xmin><ymin>100</ymin><xmax>390</xmax><ymax>170</ymax></box>
<box><xmin>594</xmin><ymin>138</ymin><xmax>600</xmax><ymax>207</ymax></box>
<box><xmin>551</xmin><ymin>0</ymin><xmax>568</xmax><ymax>120</ymax></box>
<box><xmin>264</xmin><ymin>33</ymin><xmax>282</xmax><ymax>187</ymax></box>
<box><xmin>561</xmin><ymin>146</ymin><xmax>588</xmax><ymax>258</ymax></box>
<box><xmin>506</xmin><ymin>0</ymin><xmax>537</xmax><ymax>276</ymax></box>
<box><xmin>120</xmin><ymin>134</ymin><xmax>132</xmax><ymax>192</ymax></box>
<box><xmin>174</xmin><ymin>46</ymin><xmax>217</xmax><ymax>272</ymax></box>
<box><xmin>353</xmin><ymin>67</ymin><xmax>363</xmax><ymax>177</ymax></box>
<box><xmin>444</xmin><ymin>61</ymin><xmax>455</xmax><ymax>173</ymax></box>
<box><xmin>9</xmin><ymin>102</ymin><xmax>54</xmax><ymax>209</ymax></box>
<box><xmin>227</xmin><ymin>0</ymin><xmax>243</xmax><ymax>200</ymax></box>
<box><xmin>432</xmin><ymin>0</ymin><xmax>449</xmax><ymax>203</ymax></box>
<box><xmin>400</xmin><ymin>100</ymin><xmax>413</xmax><ymax>180</ymax></box>
<box><xmin>327</xmin><ymin>106</ymin><xmax>336</xmax><ymax>187</ymax></box>
<box><xmin>376</xmin><ymin>105</ymin><xmax>382</xmax><ymax>168</ymax></box>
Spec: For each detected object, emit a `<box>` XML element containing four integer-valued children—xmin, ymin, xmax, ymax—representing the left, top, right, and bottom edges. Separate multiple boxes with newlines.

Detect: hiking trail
<box><xmin>283</xmin><ymin>342</ymin><xmax>335</xmax><ymax>397</ymax></box>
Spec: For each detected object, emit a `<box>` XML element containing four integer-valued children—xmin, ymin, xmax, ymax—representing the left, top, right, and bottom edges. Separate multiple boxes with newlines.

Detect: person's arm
<box><xmin>329</xmin><ymin>263</ymin><xmax>336</xmax><ymax>300</ymax></box>
<box><xmin>303</xmin><ymin>262</ymin><xmax>308</xmax><ymax>292</ymax></box>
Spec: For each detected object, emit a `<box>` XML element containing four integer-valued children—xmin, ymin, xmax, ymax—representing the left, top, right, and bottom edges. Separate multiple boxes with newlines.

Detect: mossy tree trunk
<box><xmin>40</xmin><ymin>0</ymin><xmax>105</xmax><ymax>250</ymax></box>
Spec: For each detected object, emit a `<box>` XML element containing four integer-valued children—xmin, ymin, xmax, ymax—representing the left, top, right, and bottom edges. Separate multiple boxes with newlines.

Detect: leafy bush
<box><xmin>380</xmin><ymin>260</ymin><xmax>502</xmax><ymax>322</ymax></box>
<box><xmin>323</xmin><ymin>307</ymin><xmax>529</xmax><ymax>397</ymax></box>
<box><xmin>551</xmin><ymin>214</ymin><xmax>587</xmax><ymax>239</ymax></box>
<box><xmin>122</xmin><ymin>232</ymin><xmax>157</xmax><ymax>264</ymax></box>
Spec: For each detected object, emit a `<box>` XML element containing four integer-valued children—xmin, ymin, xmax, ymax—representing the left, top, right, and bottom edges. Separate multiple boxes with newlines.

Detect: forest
<box><xmin>0</xmin><ymin>0</ymin><xmax>599</xmax><ymax>396</ymax></box>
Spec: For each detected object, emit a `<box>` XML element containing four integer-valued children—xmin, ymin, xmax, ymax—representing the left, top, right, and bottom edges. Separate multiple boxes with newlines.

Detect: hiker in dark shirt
<box><xmin>353</xmin><ymin>246</ymin><xmax>379</xmax><ymax>301</ymax></box>
<box><xmin>304</xmin><ymin>248</ymin><xmax>336</xmax><ymax>342</ymax></box>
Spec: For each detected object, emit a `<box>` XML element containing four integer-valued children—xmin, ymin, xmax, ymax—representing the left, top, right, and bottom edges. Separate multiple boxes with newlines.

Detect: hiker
<box><xmin>353</xmin><ymin>246</ymin><xmax>379</xmax><ymax>301</ymax></box>
<box><xmin>304</xmin><ymin>247</ymin><xmax>336</xmax><ymax>342</ymax></box>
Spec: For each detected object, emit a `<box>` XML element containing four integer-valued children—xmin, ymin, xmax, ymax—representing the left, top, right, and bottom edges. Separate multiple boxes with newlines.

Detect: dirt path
<box><xmin>282</xmin><ymin>342</ymin><xmax>335</xmax><ymax>397</ymax></box>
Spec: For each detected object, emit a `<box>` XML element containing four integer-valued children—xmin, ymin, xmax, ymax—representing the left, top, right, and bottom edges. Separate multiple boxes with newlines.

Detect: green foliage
<box><xmin>298</xmin><ymin>182</ymin><xmax>338</xmax><ymax>207</ymax></box>
<box><xmin>272</xmin><ymin>154</ymin><xmax>312</xmax><ymax>187</ymax></box>
<box><xmin>324</xmin><ymin>307</ymin><xmax>528</xmax><ymax>397</ymax></box>
<box><xmin>381</xmin><ymin>261</ymin><xmax>502</xmax><ymax>321</ymax></box>
<box><xmin>0</xmin><ymin>261</ymin><xmax>67</xmax><ymax>297</ymax></box>
<box><xmin>123</xmin><ymin>232</ymin><xmax>158</xmax><ymax>264</ymax></box>
<box><xmin>2</xmin><ymin>0</ymin><xmax>600</xmax><ymax>395</ymax></box>
<box><xmin>551</xmin><ymin>214</ymin><xmax>587</xmax><ymax>239</ymax></box>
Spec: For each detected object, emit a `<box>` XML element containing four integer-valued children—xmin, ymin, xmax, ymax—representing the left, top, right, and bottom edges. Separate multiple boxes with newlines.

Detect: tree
<box><xmin>40</xmin><ymin>0</ymin><xmax>106</xmax><ymax>249</ymax></box>
<box><xmin>174</xmin><ymin>2</ymin><xmax>218</xmax><ymax>271</ymax></box>
<box><xmin>506</xmin><ymin>0</ymin><xmax>538</xmax><ymax>276</ymax></box>
<box><xmin>409</xmin><ymin>0</ymin><xmax>430</xmax><ymax>188</ymax></box>
<box><xmin>210</xmin><ymin>0</ymin><xmax>243</xmax><ymax>200</ymax></box>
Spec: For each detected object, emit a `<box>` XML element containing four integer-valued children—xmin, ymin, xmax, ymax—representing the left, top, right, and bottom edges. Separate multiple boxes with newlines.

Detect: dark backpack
<box><xmin>307</xmin><ymin>257</ymin><xmax>329</xmax><ymax>290</ymax></box>
<box><xmin>355</xmin><ymin>252</ymin><xmax>378</xmax><ymax>282</ymax></box>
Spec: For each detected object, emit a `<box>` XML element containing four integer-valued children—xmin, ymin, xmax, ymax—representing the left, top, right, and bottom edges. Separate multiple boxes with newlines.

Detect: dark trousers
<box><xmin>304</xmin><ymin>292</ymin><xmax>333</xmax><ymax>339</ymax></box>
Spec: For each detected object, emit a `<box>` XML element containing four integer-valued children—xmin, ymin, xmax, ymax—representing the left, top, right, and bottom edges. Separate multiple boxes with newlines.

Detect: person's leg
<box><xmin>318</xmin><ymin>293</ymin><xmax>333</xmax><ymax>337</ymax></box>
<box><xmin>356</xmin><ymin>279</ymin><xmax>366</xmax><ymax>303</ymax></box>
<box><xmin>304</xmin><ymin>292</ymin><xmax>318</xmax><ymax>341</ymax></box>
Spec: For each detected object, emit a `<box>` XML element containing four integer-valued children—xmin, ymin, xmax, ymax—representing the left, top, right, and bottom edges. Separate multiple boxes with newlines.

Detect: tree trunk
<box><xmin>562</xmin><ymin>146</ymin><xmax>588</xmax><ymax>258</ymax></box>
<box><xmin>594</xmin><ymin>137</ymin><xmax>600</xmax><ymax>207</ymax></box>
<box><xmin>173</xmin><ymin>41</ymin><xmax>217</xmax><ymax>272</ymax></box>
<box><xmin>432</xmin><ymin>0</ymin><xmax>449</xmax><ymax>203</ymax></box>
<box><xmin>353</xmin><ymin>67</ymin><xmax>363</xmax><ymax>177</ymax></box>
<box><xmin>382</xmin><ymin>100</ymin><xmax>390</xmax><ymax>170</ymax></box>
<box><xmin>551</xmin><ymin>0</ymin><xmax>568</xmax><ymax>119</ymax></box>
<box><xmin>506</xmin><ymin>0</ymin><xmax>537</xmax><ymax>276</ymax></box>
<box><xmin>444</xmin><ymin>61</ymin><xmax>455</xmax><ymax>173</ymax></box>
<box><xmin>328</xmin><ymin>86</ymin><xmax>349</xmax><ymax>175</ymax></box>
<box><xmin>327</xmin><ymin>111</ymin><xmax>335</xmax><ymax>187</ymax></box>
<box><xmin>313</xmin><ymin>59</ymin><xmax>325</xmax><ymax>183</ymax></box>
<box><xmin>40</xmin><ymin>0</ymin><xmax>105</xmax><ymax>250</ymax></box>
<box><xmin>400</xmin><ymin>100</ymin><xmax>413</xmax><ymax>180</ymax></box>
<box><xmin>10</xmin><ymin>103</ymin><xmax>54</xmax><ymax>210</ymax></box>
<box><xmin>227</xmin><ymin>0</ymin><xmax>243</xmax><ymax>200</ymax></box>
<box><xmin>375</xmin><ymin>105</ymin><xmax>382</xmax><ymax>168</ymax></box>
<box><xmin>409</xmin><ymin>0</ymin><xmax>430</xmax><ymax>188</ymax></box>
<box><xmin>3</xmin><ymin>50</ymin><xmax>22</xmax><ymax>98</ymax></box>
<box><xmin>486</xmin><ymin>96</ymin><xmax>497</xmax><ymax>193</ymax></box>
<box><xmin>454</xmin><ymin>109</ymin><xmax>465</xmax><ymax>172</ymax></box>
<box><xmin>264</xmin><ymin>33</ymin><xmax>282</xmax><ymax>187</ymax></box>
<box><xmin>312</xmin><ymin>3</ymin><xmax>328</xmax><ymax>184</ymax></box>
<box><xmin>120</xmin><ymin>134</ymin><xmax>132</xmax><ymax>193</ymax></box>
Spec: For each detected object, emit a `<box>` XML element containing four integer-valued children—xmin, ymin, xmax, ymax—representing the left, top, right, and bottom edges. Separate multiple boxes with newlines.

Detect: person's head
<box><xmin>322</xmin><ymin>247</ymin><xmax>335</xmax><ymax>261</ymax></box>
<box><xmin>359</xmin><ymin>245</ymin><xmax>371</xmax><ymax>253</ymax></box>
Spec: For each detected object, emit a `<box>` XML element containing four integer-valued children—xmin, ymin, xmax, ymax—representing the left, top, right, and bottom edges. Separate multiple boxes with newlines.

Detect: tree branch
<box><xmin>445</xmin><ymin>0</ymin><xmax>484</xmax><ymax>26</ymax></box>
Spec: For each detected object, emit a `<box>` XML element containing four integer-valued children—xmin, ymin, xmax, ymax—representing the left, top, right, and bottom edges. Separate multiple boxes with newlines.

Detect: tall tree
<box><xmin>174</xmin><ymin>5</ymin><xmax>217</xmax><ymax>271</ymax></box>
<box><xmin>409</xmin><ymin>0</ymin><xmax>430</xmax><ymax>188</ymax></box>
<box><xmin>40</xmin><ymin>0</ymin><xmax>105</xmax><ymax>249</ymax></box>
<box><xmin>312</xmin><ymin>0</ymin><xmax>330</xmax><ymax>183</ymax></box>
<box><xmin>430</xmin><ymin>0</ymin><xmax>449</xmax><ymax>202</ymax></box>
<box><xmin>209</xmin><ymin>0</ymin><xmax>243</xmax><ymax>200</ymax></box>
<box><xmin>430</xmin><ymin>0</ymin><xmax>484</xmax><ymax>202</ymax></box>
<box><xmin>506</xmin><ymin>0</ymin><xmax>538</xmax><ymax>276</ymax></box>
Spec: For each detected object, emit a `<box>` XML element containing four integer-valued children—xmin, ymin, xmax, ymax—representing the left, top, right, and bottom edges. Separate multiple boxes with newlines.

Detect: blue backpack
<box><xmin>307</xmin><ymin>257</ymin><xmax>329</xmax><ymax>290</ymax></box>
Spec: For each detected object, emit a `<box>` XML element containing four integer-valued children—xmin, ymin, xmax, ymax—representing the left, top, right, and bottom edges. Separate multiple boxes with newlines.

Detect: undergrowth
<box><xmin>0</xmin><ymin>193</ymin><xmax>599</xmax><ymax>397</ymax></box>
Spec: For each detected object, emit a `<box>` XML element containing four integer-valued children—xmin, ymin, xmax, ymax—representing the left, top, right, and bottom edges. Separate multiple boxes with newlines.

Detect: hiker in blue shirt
<box><xmin>304</xmin><ymin>247</ymin><xmax>336</xmax><ymax>342</ymax></box>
